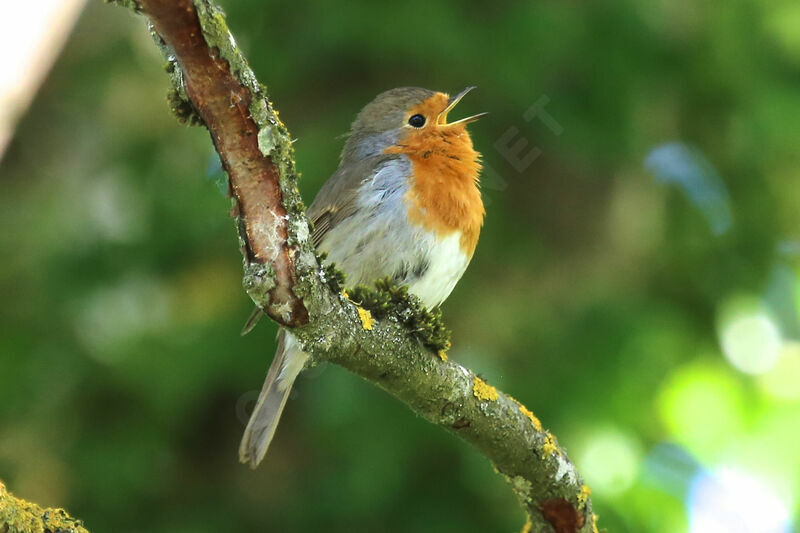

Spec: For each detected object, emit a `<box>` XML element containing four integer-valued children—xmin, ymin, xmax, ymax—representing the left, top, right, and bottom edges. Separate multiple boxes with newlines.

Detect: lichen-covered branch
<box><xmin>111</xmin><ymin>0</ymin><xmax>597</xmax><ymax>530</ymax></box>
<box><xmin>0</xmin><ymin>481</ymin><xmax>89</xmax><ymax>533</ymax></box>
<box><xmin>136</xmin><ymin>0</ymin><xmax>310</xmax><ymax>327</ymax></box>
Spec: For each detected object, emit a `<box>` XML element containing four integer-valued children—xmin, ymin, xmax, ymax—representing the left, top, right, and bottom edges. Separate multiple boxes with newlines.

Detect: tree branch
<box><xmin>114</xmin><ymin>1</ymin><xmax>598</xmax><ymax>530</ymax></box>
<box><xmin>0</xmin><ymin>481</ymin><xmax>89</xmax><ymax>533</ymax></box>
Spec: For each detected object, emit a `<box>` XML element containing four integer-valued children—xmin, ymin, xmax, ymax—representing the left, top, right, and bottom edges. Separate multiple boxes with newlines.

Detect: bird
<box><xmin>239</xmin><ymin>86</ymin><xmax>487</xmax><ymax>468</ymax></box>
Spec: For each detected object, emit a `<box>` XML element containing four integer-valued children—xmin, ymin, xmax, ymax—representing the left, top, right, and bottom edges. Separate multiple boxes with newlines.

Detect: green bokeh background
<box><xmin>2</xmin><ymin>1</ymin><xmax>799</xmax><ymax>532</ymax></box>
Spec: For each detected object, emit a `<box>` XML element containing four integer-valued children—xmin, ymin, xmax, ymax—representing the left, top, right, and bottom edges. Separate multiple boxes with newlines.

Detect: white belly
<box><xmin>408</xmin><ymin>231</ymin><xmax>469</xmax><ymax>308</ymax></box>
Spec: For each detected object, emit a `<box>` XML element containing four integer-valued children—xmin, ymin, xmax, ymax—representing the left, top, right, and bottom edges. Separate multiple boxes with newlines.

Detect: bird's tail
<box><xmin>239</xmin><ymin>330</ymin><xmax>308</xmax><ymax>468</ymax></box>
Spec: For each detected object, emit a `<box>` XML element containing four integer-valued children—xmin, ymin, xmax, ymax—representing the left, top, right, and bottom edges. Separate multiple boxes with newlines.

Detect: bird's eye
<box><xmin>408</xmin><ymin>114</ymin><xmax>426</xmax><ymax>128</ymax></box>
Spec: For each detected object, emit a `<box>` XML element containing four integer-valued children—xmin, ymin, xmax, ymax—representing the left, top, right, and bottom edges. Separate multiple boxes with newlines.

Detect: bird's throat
<box><xmin>385</xmin><ymin>131</ymin><xmax>484</xmax><ymax>257</ymax></box>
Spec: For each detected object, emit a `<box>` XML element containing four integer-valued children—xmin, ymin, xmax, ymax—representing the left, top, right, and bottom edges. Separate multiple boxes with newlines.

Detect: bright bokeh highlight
<box><xmin>578</xmin><ymin>428</ymin><xmax>642</xmax><ymax>497</ymax></box>
<box><xmin>688</xmin><ymin>467</ymin><xmax>793</xmax><ymax>533</ymax></box>
<box><xmin>718</xmin><ymin>299</ymin><xmax>783</xmax><ymax>375</ymax></box>
<box><xmin>658</xmin><ymin>362</ymin><xmax>746</xmax><ymax>460</ymax></box>
<box><xmin>759</xmin><ymin>342</ymin><xmax>800</xmax><ymax>401</ymax></box>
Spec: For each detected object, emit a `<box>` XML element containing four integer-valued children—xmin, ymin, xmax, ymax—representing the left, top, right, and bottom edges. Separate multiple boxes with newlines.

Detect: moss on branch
<box><xmin>0</xmin><ymin>481</ymin><xmax>88</xmax><ymax>533</ymax></box>
<box><xmin>348</xmin><ymin>278</ymin><xmax>451</xmax><ymax>352</ymax></box>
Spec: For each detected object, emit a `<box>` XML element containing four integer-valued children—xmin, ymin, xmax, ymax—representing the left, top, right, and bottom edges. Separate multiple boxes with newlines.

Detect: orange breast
<box><xmin>384</xmin><ymin>123</ymin><xmax>484</xmax><ymax>257</ymax></box>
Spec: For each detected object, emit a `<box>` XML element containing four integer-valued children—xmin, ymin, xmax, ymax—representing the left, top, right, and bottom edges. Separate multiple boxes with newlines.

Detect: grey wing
<box><xmin>310</xmin><ymin>155</ymin><xmax>431</xmax><ymax>290</ymax></box>
<box><xmin>307</xmin><ymin>155</ymin><xmax>395</xmax><ymax>250</ymax></box>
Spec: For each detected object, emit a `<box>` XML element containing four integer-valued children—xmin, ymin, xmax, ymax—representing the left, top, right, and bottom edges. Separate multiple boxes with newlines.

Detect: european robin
<box><xmin>240</xmin><ymin>87</ymin><xmax>487</xmax><ymax>467</ymax></box>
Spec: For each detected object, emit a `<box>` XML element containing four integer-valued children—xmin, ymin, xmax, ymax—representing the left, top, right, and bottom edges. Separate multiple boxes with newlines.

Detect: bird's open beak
<box><xmin>438</xmin><ymin>86</ymin><xmax>488</xmax><ymax>126</ymax></box>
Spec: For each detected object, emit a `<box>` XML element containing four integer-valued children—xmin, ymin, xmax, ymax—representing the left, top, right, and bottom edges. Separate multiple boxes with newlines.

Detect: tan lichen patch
<box><xmin>520</xmin><ymin>518</ymin><xmax>532</xmax><ymax>533</ymax></box>
<box><xmin>473</xmin><ymin>376</ymin><xmax>498</xmax><ymax>402</ymax></box>
<box><xmin>357</xmin><ymin>306</ymin><xmax>375</xmax><ymax>330</ymax></box>
<box><xmin>593</xmin><ymin>513</ymin><xmax>600</xmax><ymax>533</ymax></box>
<box><xmin>437</xmin><ymin>349</ymin><xmax>448</xmax><ymax>362</ymax></box>
<box><xmin>578</xmin><ymin>484</ymin><xmax>592</xmax><ymax>510</ymax></box>
<box><xmin>541</xmin><ymin>431</ymin><xmax>559</xmax><ymax>458</ymax></box>
<box><xmin>509</xmin><ymin>475</ymin><xmax>532</xmax><ymax>503</ymax></box>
